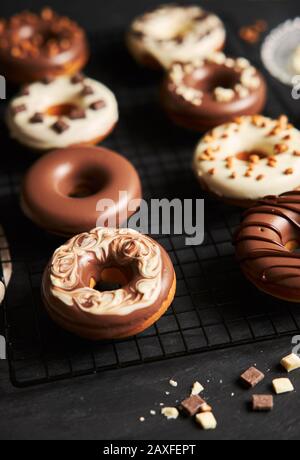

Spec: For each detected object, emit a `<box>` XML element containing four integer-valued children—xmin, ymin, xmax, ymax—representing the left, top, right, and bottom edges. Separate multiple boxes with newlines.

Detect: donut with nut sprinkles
<box><xmin>127</xmin><ymin>4</ymin><xmax>225</xmax><ymax>69</ymax></box>
<box><xmin>42</xmin><ymin>227</ymin><xmax>176</xmax><ymax>340</ymax></box>
<box><xmin>193</xmin><ymin>115</ymin><xmax>300</xmax><ymax>207</ymax></box>
<box><xmin>0</xmin><ymin>8</ymin><xmax>89</xmax><ymax>84</ymax></box>
<box><xmin>161</xmin><ymin>53</ymin><xmax>266</xmax><ymax>131</ymax></box>
<box><xmin>6</xmin><ymin>75</ymin><xmax>118</xmax><ymax>151</ymax></box>
<box><xmin>235</xmin><ymin>192</ymin><xmax>300</xmax><ymax>302</ymax></box>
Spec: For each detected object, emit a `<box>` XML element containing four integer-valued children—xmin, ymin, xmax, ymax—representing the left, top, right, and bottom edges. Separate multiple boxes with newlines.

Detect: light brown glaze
<box><xmin>21</xmin><ymin>146</ymin><xmax>142</xmax><ymax>236</ymax></box>
<box><xmin>235</xmin><ymin>192</ymin><xmax>300</xmax><ymax>302</ymax></box>
<box><xmin>0</xmin><ymin>9</ymin><xmax>89</xmax><ymax>84</ymax></box>
<box><xmin>161</xmin><ymin>61</ymin><xmax>266</xmax><ymax>131</ymax></box>
<box><xmin>42</xmin><ymin>233</ymin><xmax>176</xmax><ymax>340</ymax></box>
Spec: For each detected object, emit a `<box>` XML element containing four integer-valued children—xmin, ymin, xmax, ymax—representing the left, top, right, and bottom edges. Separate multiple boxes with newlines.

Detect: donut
<box><xmin>161</xmin><ymin>53</ymin><xmax>266</xmax><ymax>131</ymax></box>
<box><xmin>234</xmin><ymin>192</ymin><xmax>300</xmax><ymax>303</ymax></box>
<box><xmin>0</xmin><ymin>8</ymin><xmax>89</xmax><ymax>84</ymax></box>
<box><xmin>21</xmin><ymin>146</ymin><xmax>142</xmax><ymax>237</ymax></box>
<box><xmin>6</xmin><ymin>75</ymin><xmax>118</xmax><ymax>151</ymax></box>
<box><xmin>42</xmin><ymin>227</ymin><xmax>176</xmax><ymax>340</ymax></box>
<box><xmin>127</xmin><ymin>4</ymin><xmax>225</xmax><ymax>70</ymax></box>
<box><xmin>193</xmin><ymin>115</ymin><xmax>300</xmax><ymax>207</ymax></box>
<box><xmin>0</xmin><ymin>225</ymin><xmax>12</xmax><ymax>304</ymax></box>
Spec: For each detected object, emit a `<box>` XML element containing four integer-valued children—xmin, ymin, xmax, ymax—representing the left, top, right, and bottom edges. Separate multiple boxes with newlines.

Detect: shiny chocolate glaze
<box><xmin>234</xmin><ymin>191</ymin><xmax>300</xmax><ymax>301</ymax></box>
<box><xmin>42</xmin><ymin>229</ymin><xmax>176</xmax><ymax>340</ymax></box>
<box><xmin>161</xmin><ymin>61</ymin><xmax>266</xmax><ymax>131</ymax></box>
<box><xmin>0</xmin><ymin>9</ymin><xmax>89</xmax><ymax>84</ymax></box>
<box><xmin>21</xmin><ymin>146</ymin><xmax>142</xmax><ymax>236</ymax></box>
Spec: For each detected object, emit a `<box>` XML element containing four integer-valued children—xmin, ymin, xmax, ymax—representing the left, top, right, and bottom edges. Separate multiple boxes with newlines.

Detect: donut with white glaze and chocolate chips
<box><xmin>0</xmin><ymin>8</ymin><xmax>89</xmax><ymax>84</ymax></box>
<box><xmin>161</xmin><ymin>53</ymin><xmax>266</xmax><ymax>131</ymax></box>
<box><xmin>235</xmin><ymin>191</ymin><xmax>300</xmax><ymax>302</ymax></box>
<box><xmin>127</xmin><ymin>4</ymin><xmax>225</xmax><ymax>70</ymax></box>
<box><xmin>42</xmin><ymin>227</ymin><xmax>176</xmax><ymax>340</ymax></box>
<box><xmin>6</xmin><ymin>75</ymin><xmax>118</xmax><ymax>151</ymax></box>
<box><xmin>193</xmin><ymin>115</ymin><xmax>300</xmax><ymax>207</ymax></box>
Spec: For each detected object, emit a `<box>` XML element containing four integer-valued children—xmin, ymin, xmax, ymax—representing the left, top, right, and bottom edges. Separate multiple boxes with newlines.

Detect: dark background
<box><xmin>1</xmin><ymin>0</ymin><xmax>300</xmax><ymax>441</ymax></box>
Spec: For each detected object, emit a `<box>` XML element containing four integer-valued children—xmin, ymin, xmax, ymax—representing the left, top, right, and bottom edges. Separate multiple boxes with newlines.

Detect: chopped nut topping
<box><xmin>249</xmin><ymin>155</ymin><xmax>260</xmax><ymax>164</ymax></box>
<box><xmin>208</xmin><ymin>168</ymin><xmax>215</xmax><ymax>176</ymax></box>
<box><xmin>256</xmin><ymin>174</ymin><xmax>264</xmax><ymax>181</ymax></box>
<box><xmin>267</xmin><ymin>157</ymin><xmax>277</xmax><ymax>167</ymax></box>
<box><xmin>244</xmin><ymin>169</ymin><xmax>252</xmax><ymax>177</ymax></box>
<box><xmin>294</xmin><ymin>151</ymin><xmax>300</xmax><ymax>157</ymax></box>
<box><xmin>275</xmin><ymin>143</ymin><xmax>288</xmax><ymax>154</ymax></box>
<box><xmin>284</xmin><ymin>168</ymin><xmax>294</xmax><ymax>175</ymax></box>
<box><xmin>230</xmin><ymin>172</ymin><xmax>237</xmax><ymax>179</ymax></box>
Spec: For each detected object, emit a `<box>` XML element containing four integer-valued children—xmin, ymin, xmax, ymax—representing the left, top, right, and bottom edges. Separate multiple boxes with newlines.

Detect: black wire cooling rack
<box><xmin>2</xmin><ymin>17</ymin><xmax>300</xmax><ymax>388</ymax></box>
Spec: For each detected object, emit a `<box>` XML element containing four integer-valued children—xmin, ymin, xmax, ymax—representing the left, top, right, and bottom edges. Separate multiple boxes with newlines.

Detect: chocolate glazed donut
<box><xmin>21</xmin><ymin>146</ymin><xmax>142</xmax><ymax>237</ymax></box>
<box><xmin>0</xmin><ymin>8</ymin><xmax>89</xmax><ymax>84</ymax></box>
<box><xmin>235</xmin><ymin>192</ymin><xmax>300</xmax><ymax>302</ymax></box>
<box><xmin>161</xmin><ymin>55</ymin><xmax>266</xmax><ymax>131</ymax></box>
<box><xmin>42</xmin><ymin>227</ymin><xmax>176</xmax><ymax>340</ymax></box>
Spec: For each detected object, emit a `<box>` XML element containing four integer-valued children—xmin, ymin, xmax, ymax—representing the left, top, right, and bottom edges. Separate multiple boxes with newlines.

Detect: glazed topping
<box><xmin>168</xmin><ymin>53</ymin><xmax>262</xmax><ymax>107</ymax></box>
<box><xmin>0</xmin><ymin>8</ymin><xmax>84</xmax><ymax>60</ymax></box>
<box><xmin>49</xmin><ymin>227</ymin><xmax>163</xmax><ymax>316</ymax></box>
<box><xmin>235</xmin><ymin>191</ymin><xmax>300</xmax><ymax>286</ymax></box>
<box><xmin>193</xmin><ymin>115</ymin><xmax>300</xmax><ymax>201</ymax></box>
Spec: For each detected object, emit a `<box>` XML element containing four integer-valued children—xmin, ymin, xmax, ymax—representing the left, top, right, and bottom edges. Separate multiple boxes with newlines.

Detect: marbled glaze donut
<box><xmin>161</xmin><ymin>53</ymin><xmax>266</xmax><ymax>131</ymax></box>
<box><xmin>0</xmin><ymin>225</ymin><xmax>12</xmax><ymax>304</ymax></box>
<box><xmin>42</xmin><ymin>227</ymin><xmax>176</xmax><ymax>340</ymax></box>
<box><xmin>0</xmin><ymin>8</ymin><xmax>89</xmax><ymax>84</ymax></box>
<box><xmin>127</xmin><ymin>4</ymin><xmax>225</xmax><ymax>70</ymax></box>
<box><xmin>193</xmin><ymin>115</ymin><xmax>300</xmax><ymax>207</ymax></box>
<box><xmin>235</xmin><ymin>192</ymin><xmax>300</xmax><ymax>303</ymax></box>
<box><xmin>6</xmin><ymin>75</ymin><xmax>118</xmax><ymax>151</ymax></box>
<box><xmin>21</xmin><ymin>146</ymin><xmax>142</xmax><ymax>237</ymax></box>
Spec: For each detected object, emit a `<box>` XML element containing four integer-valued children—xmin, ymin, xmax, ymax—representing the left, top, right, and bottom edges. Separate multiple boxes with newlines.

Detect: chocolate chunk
<box><xmin>69</xmin><ymin>108</ymin><xmax>86</xmax><ymax>120</ymax></box>
<box><xmin>29</xmin><ymin>112</ymin><xmax>44</xmax><ymax>123</ymax></box>
<box><xmin>180</xmin><ymin>395</ymin><xmax>206</xmax><ymax>416</ymax></box>
<box><xmin>11</xmin><ymin>104</ymin><xmax>26</xmax><ymax>115</ymax></box>
<box><xmin>240</xmin><ymin>367</ymin><xmax>265</xmax><ymax>388</ymax></box>
<box><xmin>252</xmin><ymin>395</ymin><xmax>273</xmax><ymax>412</ymax></box>
<box><xmin>71</xmin><ymin>73</ymin><xmax>85</xmax><ymax>84</ymax></box>
<box><xmin>82</xmin><ymin>85</ymin><xmax>94</xmax><ymax>96</ymax></box>
<box><xmin>52</xmin><ymin>119</ymin><xmax>69</xmax><ymax>134</ymax></box>
<box><xmin>90</xmin><ymin>100</ymin><xmax>106</xmax><ymax>111</ymax></box>
<box><xmin>42</xmin><ymin>76</ymin><xmax>55</xmax><ymax>84</ymax></box>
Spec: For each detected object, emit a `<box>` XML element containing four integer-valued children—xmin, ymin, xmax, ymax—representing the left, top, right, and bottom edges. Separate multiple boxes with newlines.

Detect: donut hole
<box><xmin>46</xmin><ymin>103</ymin><xmax>78</xmax><ymax>117</ymax></box>
<box><xmin>90</xmin><ymin>266</ymin><xmax>133</xmax><ymax>291</ymax></box>
<box><xmin>186</xmin><ymin>67</ymin><xmax>240</xmax><ymax>93</ymax></box>
<box><xmin>285</xmin><ymin>240</ymin><xmax>300</xmax><ymax>253</ymax></box>
<box><xmin>58</xmin><ymin>166</ymin><xmax>109</xmax><ymax>199</ymax></box>
<box><xmin>235</xmin><ymin>150</ymin><xmax>268</xmax><ymax>161</ymax></box>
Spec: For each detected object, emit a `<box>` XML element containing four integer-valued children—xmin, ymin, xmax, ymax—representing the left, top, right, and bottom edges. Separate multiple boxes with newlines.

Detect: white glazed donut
<box><xmin>127</xmin><ymin>4</ymin><xmax>226</xmax><ymax>69</ymax></box>
<box><xmin>0</xmin><ymin>225</ymin><xmax>12</xmax><ymax>304</ymax></box>
<box><xmin>6</xmin><ymin>75</ymin><xmax>119</xmax><ymax>151</ymax></box>
<box><xmin>193</xmin><ymin>115</ymin><xmax>300</xmax><ymax>206</ymax></box>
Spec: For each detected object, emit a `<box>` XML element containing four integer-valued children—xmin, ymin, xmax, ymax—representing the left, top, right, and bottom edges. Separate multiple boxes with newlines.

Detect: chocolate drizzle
<box><xmin>235</xmin><ymin>191</ymin><xmax>300</xmax><ymax>297</ymax></box>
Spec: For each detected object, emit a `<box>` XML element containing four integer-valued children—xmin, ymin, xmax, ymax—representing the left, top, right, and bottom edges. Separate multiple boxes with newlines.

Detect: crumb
<box><xmin>139</xmin><ymin>417</ymin><xmax>145</xmax><ymax>422</ymax></box>
<box><xmin>161</xmin><ymin>407</ymin><xmax>179</xmax><ymax>420</ymax></box>
<box><xmin>169</xmin><ymin>379</ymin><xmax>178</xmax><ymax>387</ymax></box>
<box><xmin>165</xmin><ymin>391</ymin><xmax>170</xmax><ymax>395</ymax></box>
<box><xmin>150</xmin><ymin>410</ymin><xmax>156</xmax><ymax>416</ymax></box>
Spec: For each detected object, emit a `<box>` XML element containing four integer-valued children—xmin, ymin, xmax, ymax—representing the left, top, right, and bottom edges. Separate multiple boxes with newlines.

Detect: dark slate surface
<box><xmin>1</xmin><ymin>0</ymin><xmax>300</xmax><ymax>440</ymax></box>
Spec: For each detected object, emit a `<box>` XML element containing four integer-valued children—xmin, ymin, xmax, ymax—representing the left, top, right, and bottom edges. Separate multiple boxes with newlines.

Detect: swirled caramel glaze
<box><xmin>234</xmin><ymin>191</ymin><xmax>300</xmax><ymax>301</ymax></box>
<box><xmin>42</xmin><ymin>227</ymin><xmax>176</xmax><ymax>340</ymax></box>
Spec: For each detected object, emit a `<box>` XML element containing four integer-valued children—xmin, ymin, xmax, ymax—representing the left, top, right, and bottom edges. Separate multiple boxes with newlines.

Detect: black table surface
<box><xmin>1</xmin><ymin>0</ymin><xmax>300</xmax><ymax>441</ymax></box>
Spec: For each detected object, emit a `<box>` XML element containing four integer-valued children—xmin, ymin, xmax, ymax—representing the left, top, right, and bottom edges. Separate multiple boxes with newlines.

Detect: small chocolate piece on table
<box><xmin>252</xmin><ymin>395</ymin><xmax>274</xmax><ymax>412</ymax></box>
<box><xmin>52</xmin><ymin>119</ymin><xmax>69</xmax><ymax>134</ymax></box>
<box><xmin>29</xmin><ymin>112</ymin><xmax>44</xmax><ymax>123</ymax></box>
<box><xmin>181</xmin><ymin>395</ymin><xmax>206</xmax><ymax>416</ymax></box>
<box><xmin>240</xmin><ymin>367</ymin><xmax>265</xmax><ymax>388</ymax></box>
<box><xmin>195</xmin><ymin>412</ymin><xmax>217</xmax><ymax>430</ymax></box>
<box><xmin>69</xmin><ymin>108</ymin><xmax>86</xmax><ymax>120</ymax></box>
<box><xmin>90</xmin><ymin>100</ymin><xmax>106</xmax><ymax>110</ymax></box>
<box><xmin>280</xmin><ymin>353</ymin><xmax>300</xmax><ymax>373</ymax></box>
<box><xmin>12</xmin><ymin>104</ymin><xmax>27</xmax><ymax>115</ymax></box>
<box><xmin>272</xmin><ymin>378</ymin><xmax>294</xmax><ymax>395</ymax></box>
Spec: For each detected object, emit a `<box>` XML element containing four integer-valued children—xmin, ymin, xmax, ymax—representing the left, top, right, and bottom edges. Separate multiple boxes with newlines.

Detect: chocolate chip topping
<box><xmin>52</xmin><ymin>119</ymin><xmax>69</xmax><ymax>134</ymax></box>
<box><xmin>82</xmin><ymin>85</ymin><xmax>94</xmax><ymax>96</ymax></box>
<box><xmin>29</xmin><ymin>112</ymin><xmax>44</xmax><ymax>123</ymax></box>
<box><xmin>180</xmin><ymin>395</ymin><xmax>206</xmax><ymax>416</ymax></box>
<box><xmin>90</xmin><ymin>100</ymin><xmax>106</xmax><ymax>111</ymax></box>
<box><xmin>240</xmin><ymin>367</ymin><xmax>265</xmax><ymax>388</ymax></box>
<box><xmin>71</xmin><ymin>73</ymin><xmax>85</xmax><ymax>84</ymax></box>
<box><xmin>69</xmin><ymin>108</ymin><xmax>86</xmax><ymax>120</ymax></box>
<box><xmin>11</xmin><ymin>104</ymin><xmax>27</xmax><ymax>116</ymax></box>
